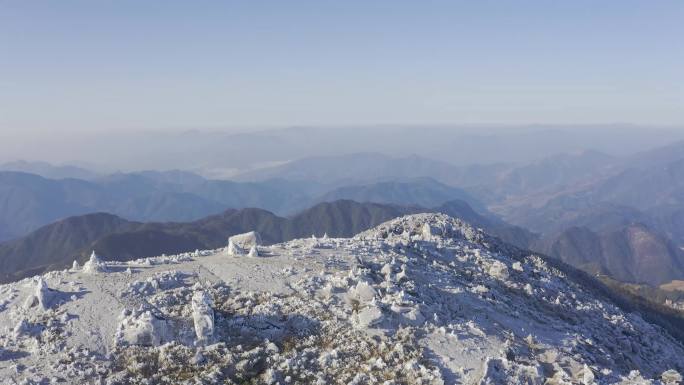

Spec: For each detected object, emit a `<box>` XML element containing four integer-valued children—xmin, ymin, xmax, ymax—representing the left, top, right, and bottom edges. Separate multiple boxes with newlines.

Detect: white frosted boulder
<box><xmin>403</xmin><ymin>307</ymin><xmax>426</xmax><ymax>326</ymax></box>
<box><xmin>115</xmin><ymin>310</ymin><xmax>166</xmax><ymax>347</ymax></box>
<box><xmin>421</xmin><ymin>223</ymin><xmax>435</xmax><ymax>240</ymax></box>
<box><xmin>83</xmin><ymin>251</ymin><xmax>107</xmax><ymax>273</ymax></box>
<box><xmin>512</xmin><ymin>261</ymin><xmax>524</xmax><ymax>272</ymax></box>
<box><xmin>380</xmin><ymin>263</ymin><xmax>393</xmax><ymax>281</ymax></box>
<box><xmin>24</xmin><ymin>278</ymin><xmax>55</xmax><ymax>310</ymax></box>
<box><xmin>487</xmin><ymin>260</ymin><xmax>509</xmax><ymax>280</ymax></box>
<box><xmin>356</xmin><ymin>301</ymin><xmax>384</xmax><ymax>328</ymax></box>
<box><xmin>395</xmin><ymin>264</ymin><xmax>408</xmax><ymax>282</ymax></box>
<box><xmin>662</xmin><ymin>370</ymin><xmax>683</xmax><ymax>385</ymax></box>
<box><xmin>191</xmin><ymin>291</ymin><xmax>215</xmax><ymax>344</ymax></box>
<box><xmin>13</xmin><ymin>319</ymin><xmax>30</xmax><ymax>338</ymax></box>
<box><xmin>350</xmin><ymin>281</ymin><xmax>377</xmax><ymax>304</ymax></box>
<box><xmin>228</xmin><ymin>231</ymin><xmax>262</xmax><ymax>250</ymax></box>
<box><xmin>227</xmin><ymin>239</ymin><xmax>239</xmax><ymax>256</ymax></box>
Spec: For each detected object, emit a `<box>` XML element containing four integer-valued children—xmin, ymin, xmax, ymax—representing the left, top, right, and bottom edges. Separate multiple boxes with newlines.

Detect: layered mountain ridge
<box><xmin>0</xmin><ymin>200</ymin><xmax>533</xmax><ymax>284</ymax></box>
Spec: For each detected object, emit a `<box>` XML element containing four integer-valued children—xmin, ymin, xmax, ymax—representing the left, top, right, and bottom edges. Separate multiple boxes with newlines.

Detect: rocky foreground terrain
<box><xmin>0</xmin><ymin>214</ymin><xmax>682</xmax><ymax>384</ymax></box>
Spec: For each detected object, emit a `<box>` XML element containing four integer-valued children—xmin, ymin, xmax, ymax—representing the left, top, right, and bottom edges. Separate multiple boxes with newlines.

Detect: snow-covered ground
<box><xmin>0</xmin><ymin>214</ymin><xmax>682</xmax><ymax>384</ymax></box>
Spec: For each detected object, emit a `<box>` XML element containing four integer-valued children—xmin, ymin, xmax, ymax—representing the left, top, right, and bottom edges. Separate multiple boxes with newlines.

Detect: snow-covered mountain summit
<box><xmin>0</xmin><ymin>214</ymin><xmax>682</xmax><ymax>384</ymax></box>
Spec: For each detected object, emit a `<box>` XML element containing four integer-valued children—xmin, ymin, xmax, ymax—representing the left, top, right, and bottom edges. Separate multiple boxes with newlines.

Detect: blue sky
<box><xmin>1</xmin><ymin>0</ymin><xmax>682</xmax><ymax>133</ymax></box>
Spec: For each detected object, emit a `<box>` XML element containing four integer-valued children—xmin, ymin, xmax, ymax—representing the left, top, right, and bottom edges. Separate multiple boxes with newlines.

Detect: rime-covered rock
<box><xmin>115</xmin><ymin>309</ymin><xmax>166</xmax><ymax>347</ymax></box>
<box><xmin>228</xmin><ymin>231</ymin><xmax>262</xmax><ymax>251</ymax></box>
<box><xmin>227</xmin><ymin>239</ymin><xmax>239</xmax><ymax>256</ymax></box>
<box><xmin>349</xmin><ymin>280</ymin><xmax>376</xmax><ymax>304</ymax></box>
<box><xmin>662</xmin><ymin>370</ymin><xmax>683</xmax><ymax>384</ymax></box>
<box><xmin>82</xmin><ymin>251</ymin><xmax>107</xmax><ymax>273</ymax></box>
<box><xmin>355</xmin><ymin>301</ymin><xmax>384</xmax><ymax>328</ymax></box>
<box><xmin>191</xmin><ymin>291</ymin><xmax>214</xmax><ymax>344</ymax></box>
<box><xmin>24</xmin><ymin>278</ymin><xmax>54</xmax><ymax>310</ymax></box>
<box><xmin>487</xmin><ymin>260</ymin><xmax>509</xmax><ymax>280</ymax></box>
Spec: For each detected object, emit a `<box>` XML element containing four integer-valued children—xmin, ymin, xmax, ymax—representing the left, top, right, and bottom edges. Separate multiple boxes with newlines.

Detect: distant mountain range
<box><xmin>499</xmin><ymin>141</ymin><xmax>684</xmax><ymax>247</ymax></box>
<box><xmin>315</xmin><ymin>178</ymin><xmax>485</xmax><ymax>212</ymax></box>
<box><xmin>0</xmin><ymin>169</ymin><xmax>491</xmax><ymax>242</ymax></box>
<box><xmin>0</xmin><ymin>160</ymin><xmax>101</xmax><ymax>180</ymax></box>
<box><xmin>234</xmin><ymin>153</ymin><xmax>471</xmax><ymax>185</ymax></box>
<box><xmin>0</xmin><ymin>170</ymin><xmax>316</xmax><ymax>241</ymax></box>
<box><xmin>237</xmin><ymin>141</ymin><xmax>684</xmax><ymax>218</ymax></box>
<box><xmin>0</xmin><ymin>199</ymin><xmax>532</xmax><ymax>283</ymax></box>
<box><xmin>4</xmin><ymin>139</ymin><xmax>684</xmax><ymax>290</ymax></box>
<box><xmin>232</xmin><ymin>149</ymin><xmax>626</xmax><ymax>206</ymax></box>
<box><xmin>233</xmin><ymin>141</ymin><xmax>684</xmax><ymax>287</ymax></box>
<box><xmin>25</xmin><ymin>193</ymin><xmax>674</xmax><ymax>289</ymax></box>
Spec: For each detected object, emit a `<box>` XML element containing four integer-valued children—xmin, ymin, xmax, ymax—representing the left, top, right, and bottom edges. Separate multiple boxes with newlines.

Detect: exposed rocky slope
<box><xmin>534</xmin><ymin>224</ymin><xmax>684</xmax><ymax>286</ymax></box>
<box><xmin>598</xmin><ymin>276</ymin><xmax>684</xmax><ymax>319</ymax></box>
<box><xmin>0</xmin><ymin>214</ymin><xmax>682</xmax><ymax>384</ymax></box>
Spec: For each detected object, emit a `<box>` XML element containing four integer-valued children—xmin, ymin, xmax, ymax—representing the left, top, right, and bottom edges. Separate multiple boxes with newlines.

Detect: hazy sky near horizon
<box><xmin>1</xmin><ymin>0</ymin><xmax>683</xmax><ymax>134</ymax></box>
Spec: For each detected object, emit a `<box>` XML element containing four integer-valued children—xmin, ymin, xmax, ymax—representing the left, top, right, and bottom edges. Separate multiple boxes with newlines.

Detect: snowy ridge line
<box><xmin>0</xmin><ymin>213</ymin><xmax>683</xmax><ymax>384</ymax></box>
<box><xmin>358</xmin><ymin>213</ymin><xmax>657</xmax><ymax>324</ymax></box>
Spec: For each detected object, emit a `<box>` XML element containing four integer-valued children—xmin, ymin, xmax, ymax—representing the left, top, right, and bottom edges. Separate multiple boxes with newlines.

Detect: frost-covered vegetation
<box><xmin>0</xmin><ymin>214</ymin><xmax>682</xmax><ymax>384</ymax></box>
